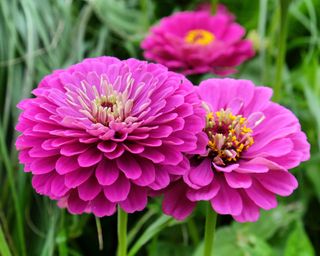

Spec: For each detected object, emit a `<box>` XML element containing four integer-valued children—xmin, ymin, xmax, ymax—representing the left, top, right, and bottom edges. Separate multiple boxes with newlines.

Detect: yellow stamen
<box><xmin>205</xmin><ymin>109</ymin><xmax>255</xmax><ymax>165</ymax></box>
<box><xmin>185</xmin><ymin>29</ymin><xmax>215</xmax><ymax>46</ymax></box>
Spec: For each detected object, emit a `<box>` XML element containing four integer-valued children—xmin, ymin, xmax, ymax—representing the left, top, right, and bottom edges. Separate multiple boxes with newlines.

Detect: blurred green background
<box><xmin>0</xmin><ymin>0</ymin><xmax>319</xmax><ymax>255</ymax></box>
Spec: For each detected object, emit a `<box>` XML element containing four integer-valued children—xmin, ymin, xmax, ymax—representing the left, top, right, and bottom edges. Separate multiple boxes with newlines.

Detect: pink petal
<box><xmin>116</xmin><ymin>154</ymin><xmax>142</xmax><ymax>179</ymax></box>
<box><xmin>158</xmin><ymin>146</ymin><xmax>183</xmax><ymax>165</ymax></box>
<box><xmin>29</xmin><ymin>146</ymin><xmax>59</xmax><ymax>157</ymax></box>
<box><xmin>103</xmin><ymin>174</ymin><xmax>131</xmax><ymax>202</ymax></box>
<box><xmin>210</xmin><ymin>178</ymin><xmax>242</xmax><ymax>215</ymax></box>
<box><xmin>104</xmin><ymin>145</ymin><xmax>125</xmax><ymax>159</ymax></box>
<box><xmin>139</xmin><ymin>147</ymin><xmax>165</xmax><ymax>163</ymax></box>
<box><xmin>95</xmin><ymin>159</ymin><xmax>119</xmax><ymax>185</ymax></box>
<box><xmin>245</xmin><ymin>138</ymin><xmax>293</xmax><ymax>158</ymax></box>
<box><xmin>227</xmin><ymin>98</ymin><xmax>244</xmax><ymax>115</ymax></box>
<box><xmin>225</xmin><ymin>172</ymin><xmax>252</xmax><ymax>189</ymax></box>
<box><xmin>91</xmin><ymin>193</ymin><xmax>116</xmax><ymax>217</ymax></box>
<box><xmin>30</xmin><ymin>157</ymin><xmax>57</xmax><ymax>174</ymax></box>
<box><xmin>67</xmin><ymin>190</ymin><xmax>88</xmax><ymax>214</ymax></box>
<box><xmin>51</xmin><ymin>175</ymin><xmax>69</xmax><ymax>197</ymax></box>
<box><xmin>188</xmin><ymin>159</ymin><xmax>213</xmax><ymax>187</ymax></box>
<box><xmin>132</xmin><ymin>159</ymin><xmax>155</xmax><ymax>186</ymax></box>
<box><xmin>78</xmin><ymin>147</ymin><xmax>102</xmax><ymax>167</ymax></box>
<box><xmin>213</xmin><ymin>163</ymin><xmax>239</xmax><ymax>173</ymax></box>
<box><xmin>245</xmin><ymin>180</ymin><xmax>277</xmax><ymax>210</ymax></box>
<box><xmin>78</xmin><ymin>176</ymin><xmax>101</xmax><ymax>201</ymax></box>
<box><xmin>236</xmin><ymin>158</ymin><xmax>271</xmax><ymax>174</ymax></box>
<box><xmin>162</xmin><ymin>182</ymin><xmax>196</xmax><ymax>221</ymax></box>
<box><xmin>149</xmin><ymin>167</ymin><xmax>170</xmax><ymax>190</ymax></box>
<box><xmin>233</xmin><ymin>191</ymin><xmax>260</xmax><ymax>222</ymax></box>
<box><xmin>255</xmin><ymin>170</ymin><xmax>298</xmax><ymax>196</ymax></box>
<box><xmin>60</xmin><ymin>143</ymin><xmax>89</xmax><ymax>156</ymax></box>
<box><xmin>186</xmin><ymin>181</ymin><xmax>220</xmax><ymax>201</ymax></box>
<box><xmin>64</xmin><ymin>167</ymin><xmax>94</xmax><ymax>188</ymax></box>
<box><xmin>97</xmin><ymin>141</ymin><xmax>117</xmax><ymax>153</ymax></box>
<box><xmin>120</xmin><ymin>185</ymin><xmax>148</xmax><ymax>213</ymax></box>
<box><xmin>123</xmin><ymin>143</ymin><xmax>145</xmax><ymax>154</ymax></box>
<box><xmin>56</xmin><ymin>156</ymin><xmax>79</xmax><ymax>174</ymax></box>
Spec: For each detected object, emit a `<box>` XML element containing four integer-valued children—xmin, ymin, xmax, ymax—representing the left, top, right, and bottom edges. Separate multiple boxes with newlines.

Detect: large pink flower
<box><xmin>162</xmin><ymin>78</ymin><xmax>310</xmax><ymax>222</ymax></box>
<box><xmin>16</xmin><ymin>57</ymin><xmax>206</xmax><ymax>217</ymax></box>
<box><xmin>141</xmin><ymin>10</ymin><xmax>254</xmax><ymax>76</ymax></box>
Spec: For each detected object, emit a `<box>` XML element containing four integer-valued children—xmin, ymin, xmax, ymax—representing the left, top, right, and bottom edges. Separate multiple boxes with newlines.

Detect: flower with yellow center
<box><xmin>205</xmin><ymin>109</ymin><xmax>254</xmax><ymax>166</ymax></box>
<box><xmin>184</xmin><ymin>29</ymin><xmax>215</xmax><ymax>46</ymax></box>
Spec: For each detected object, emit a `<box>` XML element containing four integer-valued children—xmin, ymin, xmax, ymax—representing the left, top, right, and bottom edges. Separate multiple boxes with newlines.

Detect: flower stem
<box><xmin>211</xmin><ymin>0</ymin><xmax>218</xmax><ymax>14</ymax></box>
<box><xmin>203</xmin><ymin>203</ymin><xmax>217</xmax><ymax>256</ymax></box>
<box><xmin>117</xmin><ymin>207</ymin><xmax>128</xmax><ymax>256</ymax></box>
<box><xmin>95</xmin><ymin>217</ymin><xmax>103</xmax><ymax>251</ymax></box>
<box><xmin>273</xmin><ymin>0</ymin><xmax>291</xmax><ymax>102</ymax></box>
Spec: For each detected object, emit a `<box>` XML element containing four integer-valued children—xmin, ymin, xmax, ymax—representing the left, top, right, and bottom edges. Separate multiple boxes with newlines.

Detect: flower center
<box><xmin>76</xmin><ymin>78</ymin><xmax>134</xmax><ymax>126</ymax></box>
<box><xmin>184</xmin><ymin>29</ymin><xmax>215</xmax><ymax>46</ymax></box>
<box><xmin>205</xmin><ymin>109</ymin><xmax>254</xmax><ymax>166</ymax></box>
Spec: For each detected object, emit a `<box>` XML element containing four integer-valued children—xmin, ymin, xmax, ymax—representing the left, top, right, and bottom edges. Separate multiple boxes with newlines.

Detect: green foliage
<box><xmin>284</xmin><ymin>221</ymin><xmax>315</xmax><ymax>256</ymax></box>
<box><xmin>0</xmin><ymin>0</ymin><xmax>319</xmax><ymax>255</ymax></box>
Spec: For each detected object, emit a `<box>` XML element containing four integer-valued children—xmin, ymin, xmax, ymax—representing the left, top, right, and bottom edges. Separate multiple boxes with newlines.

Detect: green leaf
<box><xmin>0</xmin><ymin>223</ymin><xmax>12</xmax><ymax>256</ymax></box>
<box><xmin>284</xmin><ymin>221</ymin><xmax>315</xmax><ymax>256</ymax></box>
<box><xmin>238</xmin><ymin>234</ymin><xmax>274</xmax><ymax>256</ymax></box>
<box><xmin>128</xmin><ymin>215</ymin><xmax>178</xmax><ymax>256</ymax></box>
<box><xmin>233</xmin><ymin>203</ymin><xmax>303</xmax><ymax>240</ymax></box>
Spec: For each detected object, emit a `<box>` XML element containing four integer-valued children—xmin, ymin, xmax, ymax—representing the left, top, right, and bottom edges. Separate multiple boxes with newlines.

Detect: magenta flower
<box><xmin>16</xmin><ymin>56</ymin><xmax>206</xmax><ymax>217</ymax></box>
<box><xmin>141</xmin><ymin>10</ymin><xmax>255</xmax><ymax>76</ymax></box>
<box><xmin>162</xmin><ymin>78</ymin><xmax>310</xmax><ymax>222</ymax></box>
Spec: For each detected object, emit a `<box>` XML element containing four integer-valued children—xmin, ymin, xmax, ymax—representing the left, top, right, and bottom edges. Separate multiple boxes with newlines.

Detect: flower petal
<box><xmin>95</xmin><ymin>159</ymin><xmax>119</xmax><ymax>186</ymax></box>
<box><xmin>120</xmin><ymin>185</ymin><xmax>148</xmax><ymax>213</ymax></box>
<box><xmin>78</xmin><ymin>147</ymin><xmax>102</xmax><ymax>167</ymax></box>
<box><xmin>186</xmin><ymin>181</ymin><xmax>220</xmax><ymax>201</ymax></box>
<box><xmin>103</xmin><ymin>174</ymin><xmax>131</xmax><ymax>202</ymax></box>
<box><xmin>188</xmin><ymin>159</ymin><xmax>213</xmax><ymax>187</ymax></box>
<box><xmin>245</xmin><ymin>180</ymin><xmax>277</xmax><ymax>210</ymax></box>
<box><xmin>91</xmin><ymin>193</ymin><xmax>116</xmax><ymax>217</ymax></box>
<box><xmin>162</xmin><ymin>182</ymin><xmax>196</xmax><ymax>221</ymax></box>
<box><xmin>255</xmin><ymin>170</ymin><xmax>298</xmax><ymax>196</ymax></box>
<box><xmin>210</xmin><ymin>178</ymin><xmax>242</xmax><ymax>215</ymax></box>
<box><xmin>78</xmin><ymin>176</ymin><xmax>101</xmax><ymax>201</ymax></box>
<box><xmin>116</xmin><ymin>154</ymin><xmax>142</xmax><ymax>179</ymax></box>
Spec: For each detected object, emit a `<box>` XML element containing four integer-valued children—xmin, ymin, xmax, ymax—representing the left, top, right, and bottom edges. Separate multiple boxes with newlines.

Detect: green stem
<box><xmin>273</xmin><ymin>0</ymin><xmax>291</xmax><ymax>102</ymax></box>
<box><xmin>203</xmin><ymin>203</ymin><xmax>217</xmax><ymax>256</ymax></box>
<box><xmin>211</xmin><ymin>0</ymin><xmax>218</xmax><ymax>14</ymax></box>
<box><xmin>187</xmin><ymin>218</ymin><xmax>200</xmax><ymax>245</ymax></box>
<box><xmin>117</xmin><ymin>207</ymin><xmax>128</xmax><ymax>256</ymax></box>
<box><xmin>95</xmin><ymin>217</ymin><xmax>103</xmax><ymax>251</ymax></box>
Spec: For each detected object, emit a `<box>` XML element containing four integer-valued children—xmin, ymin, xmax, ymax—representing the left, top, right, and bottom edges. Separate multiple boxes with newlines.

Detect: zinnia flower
<box><xmin>141</xmin><ymin>10</ymin><xmax>255</xmax><ymax>76</ymax></box>
<box><xmin>162</xmin><ymin>78</ymin><xmax>310</xmax><ymax>222</ymax></box>
<box><xmin>16</xmin><ymin>57</ymin><xmax>206</xmax><ymax>217</ymax></box>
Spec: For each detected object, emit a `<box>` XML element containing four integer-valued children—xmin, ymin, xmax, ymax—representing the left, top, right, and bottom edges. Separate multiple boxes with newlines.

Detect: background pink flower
<box><xmin>16</xmin><ymin>56</ymin><xmax>206</xmax><ymax>217</ymax></box>
<box><xmin>162</xmin><ymin>78</ymin><xmax>310</xmax><ymax>222</ymax></box>
<box><xmin>141</xmin><ymin>10</ymin><xmax>255</xmax><ymax>76</ymax></box>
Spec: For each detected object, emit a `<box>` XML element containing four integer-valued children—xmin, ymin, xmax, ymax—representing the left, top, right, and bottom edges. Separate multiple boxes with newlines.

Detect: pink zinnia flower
<box><xmin>162</xmin><ymin>79</ymin><xmax>310</xmax><ymax>222</ymax></box>
<box><xmin>16</xmin><ymin>57</ymin><xmax>206</xmax><ymax>217</ymax></box>
<box><xmin>141</xmin><ymin>10</ymin><xmax>255</xmax><ymax>76</ymax></box>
